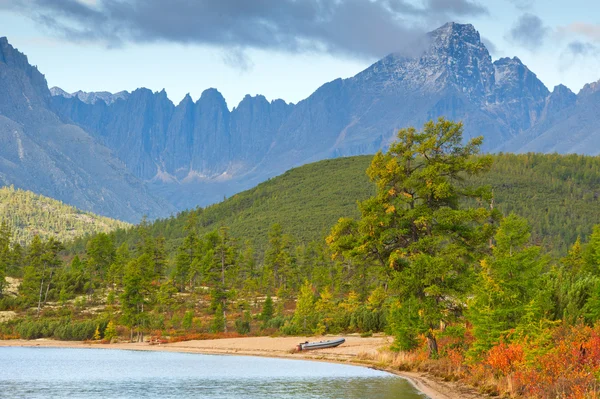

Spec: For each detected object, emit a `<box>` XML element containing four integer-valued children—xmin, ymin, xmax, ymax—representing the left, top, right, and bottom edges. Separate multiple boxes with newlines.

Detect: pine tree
<box><xmin>85</xmin><ymin>233</ymin><xmax>115</xmax><ymax>295</ymax></box>
<box><xmin>260</xmin><ymin>295</ymin><xmax>274</xmax><ymax>327</ymax></box>
<box><xmin>182</xmin><ymin>310</ymin><xmax>194</xmax><ymax>330</ymax></box>
<box><xmin>104</xmin><ymin>320</ymin><xmax>118</xmax><ymax>342</ymax></box>
<box><xmin>0</xmin><ymin>220</ymin><xmax>11</xmax><ymax>296</ymax></box>
<box><xmin>327</xmin><ymin>118</ymin><xmax>498</xmax><ymax>356</ymax></box>
<box><xmin>292</xmin><ymin>281</ymin><xmax>316</xmax><ymax>334</ymax></box>
<box><xmin>211</xmin><ymin>303</ymin><xmax>226</xmax><ymax>333</ymax></box>
<box><xmin>93</xmin><ymin>325</ymin><xmax>101</xmax><ymax>340</ymax></box>
<box><xmin>264</xmin><ymin>224</ymin><xmax>295</xmax><ymax>292</ymax></box>
<box><xmin>467</xmin><ymin>214</ymin><xmax>546</xmax><ymax>357</ymax></box>
<box><xmin>121</xmin><ymin>258</ymin><xmax>147</xmax><ymax>342</ymax></box>
<box><xmin>175</xmin><ymin>214</ymin><xmax>199</xmax><ymax>291</ymax></box>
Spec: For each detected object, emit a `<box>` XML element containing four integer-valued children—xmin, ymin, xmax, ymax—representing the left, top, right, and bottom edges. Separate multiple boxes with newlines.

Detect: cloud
<box><xmin>481</xmin><ymin>36</ymin><xmax>498</xmax><ymax>55</ymax></box>
<box><xmin>566</xmin><ymin>41</ymin><xmax>599</xmax><ymax>56</ymax></box>
<box><xmin>507</xmin><ymin>0</ymin><xmax>534</xmax><ymax>10</ymax></box>
<box><xmin>222</xmin><ymin>48</ymin><xmax>254</xmax><ymax>72</ymax></box>
<box><xmin>559</xmin><ymin>40</ymin><xmax>600</xmax><ymax>70</ymax></box>
<box><xmin>506</xmin><ymin>13</ymin><xmax>549</xmax><ymax>51</ymax></box>
<box><xmin>562</xmin><ymin>22</ymin><xmax>600</xmax><ymax>42</ymax></box>
<box><xmin>7</xmin><ymin>0</ymin><xmax>488</xmax><ymax>60</ymax></box>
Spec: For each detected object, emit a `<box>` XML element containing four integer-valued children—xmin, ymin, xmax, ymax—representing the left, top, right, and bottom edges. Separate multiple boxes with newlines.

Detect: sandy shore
<box><xmin>0</xmin><ymin>336</ymin><xmax>485</xmax><ymax>399</ymax></box>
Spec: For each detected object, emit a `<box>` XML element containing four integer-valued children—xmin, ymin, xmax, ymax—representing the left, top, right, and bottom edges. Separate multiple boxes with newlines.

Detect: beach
<box><xmin>0</xmin><ymin>336</ymin><xmax>486</xmax><ymax>399</ymax></box>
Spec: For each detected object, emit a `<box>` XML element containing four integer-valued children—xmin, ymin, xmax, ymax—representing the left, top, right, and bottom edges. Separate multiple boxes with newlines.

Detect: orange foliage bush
<box><xmin>397</xmin><ymin>324</ymin><xmax>600</xmax><ymax>398</ymax></box>
<box><xmin>486</xmin><ymin>342</ymin><xmax>524</xmax><ymax>376</ymax></box>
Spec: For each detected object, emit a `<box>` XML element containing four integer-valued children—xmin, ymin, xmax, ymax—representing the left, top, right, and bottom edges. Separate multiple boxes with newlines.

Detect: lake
<box><xmin>0</xmin><ymin>347</ymin><xmax>427</xmax><ymax>398</ymax></box>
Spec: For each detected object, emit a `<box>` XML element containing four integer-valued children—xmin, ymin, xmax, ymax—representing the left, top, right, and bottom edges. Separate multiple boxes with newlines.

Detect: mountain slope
<box><xmin>50</xmin><ymin>22</ymin><xmax>590</xmax><ymax>212</ymax></box>
<box><xmin>0</xmin><ymin>37</ymin><xmax>174</xmax><ymax>222</ymax></box>
<box><xmin>502</xmin><ymin>82</ymin><xmax>600</xmax><ymax>154</ymax></box>
<box><xmin>0</xmin><ymin>185</ymin><xmax>129</xmax><ymax>244</ymax></box>
<box><xmin>92</xmin><ymin>153</ymin><xmax>600</xmax><ymax>257</ymax></box>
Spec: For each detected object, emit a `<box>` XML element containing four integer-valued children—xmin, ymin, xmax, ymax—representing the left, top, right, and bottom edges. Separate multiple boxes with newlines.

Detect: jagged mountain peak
<box><xmin>58</xmin><ymin>88</ymin><xmax>130</xmax><ymax>105</ymax></box>
<box><xmin>494</xmin><ymin>56</ymin><xmax>523</xmax><ymax>66</ymax></box>
<box><xmin>0</xmin><ymin>37</ymin><xmax>49</xmax><ymax>102</ymax></box>
<box><xmin>553</xmin><ymin>83</ymin><xmax>573</xmax><ymax>93</ymax></box>
<box><xmin>0</xmin><ymin>36</ymin><xmax>28</xmax><ymax>67</ymax></box>
<box><xmin>542</xmin><ymin>83</ymin><xmax>576</xmax><ymax>117</ymax></box>
<box><xmin>50</xmin><ymin>86</ymin><xmax>70</xmax><ymax>97</ymax></box>
<box><xmin>493</xmin><ymin>56</ymin><xmax>548</xmax><ymax>93</ymax></box>
<box><xmin>0</xmin><ymin>36</ymin><xmax>172</xmax><ymax>221</ymax></box>
<box><xmin>238</xmin><ymin>94</ymin><xmax>269</xmax><ymax>107</ymax></box>
<box><xmin>200</xmin><ymin>87</ymin><xmax>225</xmax><ymax>99</ymax></box>
<box><xmin>198</xmin><ymin>88</ymin><xmax>228</xmax><ymax>108</ymax></box>
<box><xmin>579</xmin><ymin>80</ymin><xmax>600</xmax><ymax>97</ymax></box>
<box><xmin>178</xmin><ymin>93</ymin><xmax>194</xmax><ymax>106</ymax></box>
<box><xmin>429</xmin><ymin>22</ymin><xmax>481</xmax><ymax>45</ymax></box>
<box><xmin>355</xmin><ymin>22</ymin><xmax>494</xmax><ymax>100</ymax></box>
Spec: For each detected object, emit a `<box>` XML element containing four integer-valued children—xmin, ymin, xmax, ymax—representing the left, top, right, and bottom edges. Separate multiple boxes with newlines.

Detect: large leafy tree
<box><xmin>327</xmin><ymin>118</ymin><xmax>498</xmax><ymax>356</ymax></box>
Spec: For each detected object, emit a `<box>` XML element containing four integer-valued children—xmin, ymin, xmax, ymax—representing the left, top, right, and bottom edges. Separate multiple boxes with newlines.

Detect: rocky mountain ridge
<box><xmin>0</xmin><ymin>37</ymin><xmax>173</xmax><ymax>222</ymax></box>
<box><xmin>3</xmin><ymin>22</ymin><xmax>600</xmax><ymax>216</ymax></box>
<box><xmin>49</xmin><ymin>87</ymin><xmax>130</xmax><ymax>105</ymax></box>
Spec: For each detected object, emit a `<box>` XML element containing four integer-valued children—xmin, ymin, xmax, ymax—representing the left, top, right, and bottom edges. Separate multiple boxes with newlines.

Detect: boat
<box><xmin>297</xmin><ymin>337</ymin><xmax>345</xmax><ymax>351</ymax></box>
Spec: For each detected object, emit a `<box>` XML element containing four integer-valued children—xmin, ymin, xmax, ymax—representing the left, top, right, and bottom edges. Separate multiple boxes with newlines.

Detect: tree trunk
<box><xmin>43</xmin><ymin>270</ymin><xmax>54</xmax><ymax>305</ymax></box>
<box><xmin>36</xmin><ymin>264</ymin><xmax>46</xmax><ymax>318</ymax></box>
<box><xmin>426</xmin><ymin>332</ymin><xmax>438</xmax><ymax>358</ymax></box>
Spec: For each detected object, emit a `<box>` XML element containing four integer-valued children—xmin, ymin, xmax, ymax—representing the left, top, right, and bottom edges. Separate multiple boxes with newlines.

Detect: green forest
<box><xmin>0</xmin><ymin>186</ymin><xmax>129</xmax><ymax>245</ymax></box>
<box><xmin>2</xmin><ymin>119</ymin><xmax>600</xmax><ymax>398</ymax></box>
<box><xmin>70</xmin><ymin>148</ymin><xmax>600</xmax><ymax>258</ymax></box>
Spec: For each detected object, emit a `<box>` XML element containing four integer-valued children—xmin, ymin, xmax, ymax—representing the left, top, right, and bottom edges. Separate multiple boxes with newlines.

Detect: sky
<box><xmin>0</xmin><ymin>0</ymin><xmax>599</xmax><ymax>109</ymax></box>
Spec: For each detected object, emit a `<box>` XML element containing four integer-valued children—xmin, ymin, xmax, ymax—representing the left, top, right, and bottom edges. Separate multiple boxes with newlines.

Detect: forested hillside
<box><xmin>0</xmin><ymin>186</ymin><xmax>130</xmax><ymax>244</ymax></box>
<box><xmin>79</xmin><ymin>152</ymin><xmax>600</xmax><ymax>256</ymax></box>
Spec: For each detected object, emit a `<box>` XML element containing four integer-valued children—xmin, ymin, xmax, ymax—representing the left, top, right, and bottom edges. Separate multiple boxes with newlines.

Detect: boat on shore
<box><xmin>297</xmin><ymin>338</ymin><xmax>345</xmax><ymax>351</ymax></box>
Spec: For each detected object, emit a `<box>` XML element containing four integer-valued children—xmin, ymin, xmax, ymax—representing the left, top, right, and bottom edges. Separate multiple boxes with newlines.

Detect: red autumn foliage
<box><xmin>401</xmin><ymin>324</ymin><xmax>600</xmax><ymax>398</ymax></box>
<box><xmin>486</xmin><ymin>342</ymin><xmax>524</xmax><ymax>376</ymax></box>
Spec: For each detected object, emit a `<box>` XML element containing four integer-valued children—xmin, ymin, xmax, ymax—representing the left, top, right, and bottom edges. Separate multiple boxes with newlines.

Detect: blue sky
<box><xmin>0</xmin><ymin>0</ymin><xmax>598</xmax><ymax>108</ymax></box>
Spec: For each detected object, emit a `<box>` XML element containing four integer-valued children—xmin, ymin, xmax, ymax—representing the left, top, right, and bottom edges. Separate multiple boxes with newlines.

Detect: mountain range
<box><xmin>1</xmin><ymin>22</ymin><xmax>600</xmax><ymax>220</ymax></box>
<box><xmin>0</xmin><ymin>37</ymin><xmax>173</xmax><ymax>222</ymax></box>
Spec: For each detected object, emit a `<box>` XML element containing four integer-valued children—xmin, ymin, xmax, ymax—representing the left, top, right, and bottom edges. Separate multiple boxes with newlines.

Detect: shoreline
<box><xmin>0</xmin><ymin>336</ymin><xmax>485</xmax><ymax>399</ymax></box>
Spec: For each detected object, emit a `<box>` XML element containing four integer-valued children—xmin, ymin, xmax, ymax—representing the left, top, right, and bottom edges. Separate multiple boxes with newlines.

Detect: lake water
<box><xmin>0</xmin><ymin>347</ymin><xmax>427</xmax><ymax>399</ymax></box>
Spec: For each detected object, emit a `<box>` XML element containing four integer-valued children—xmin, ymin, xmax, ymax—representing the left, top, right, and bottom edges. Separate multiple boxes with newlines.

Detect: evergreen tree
<box><xmin>104</xmin><ymin>320</ymin><xmax>118</xmax><ymax>342</ymax></box>
<box><xmin>467</xmin><ymin>214</ymin><xmax>547</xmax><ymax>357</ymax></box>
<box><xmin>121</xmin><ymin>258</ymin><xmax>148</xmax><ymax>342</ymax></box>
<box><xmin>19</xmin><ymin>235</ymin><xmax>44</xmax><ymax>306</ymax></box>
<box><xmin>327</xmin><ymin>118</ymin><xmax>497</xmax><ymax>356</ymax></box>
<box><xmin>0</xmin><ymin>220</ymin><xmax>11</xmax><ymax>296</ymax></box>
<box><xmin>175</xmin><ymin>213</ymin><xmax>199</xmax><ymax>291</ymax></box>
<box><xmin>107</xmin><ymin>243</ymin><xmax>130</xmax><ymax>289</ymax></box>
<box><xmin>85</xmin><ymin>233</ymin><xmax>115</xmax><ymax>295</ymax></box>
<box><xmin>584</xmin><ymin>226</ymin><xmax>600</xmax><ymax>275</ymax></box>
<box><xmin>260</xmin><ymin>295</ymin><xmax>274</xmax><ymax>327</ymax></box>
<box><xmin>182</xmin><ymin>310</ymin><xmax>194</xmax><ymax>330</ymax></box>
<box><xmin>263</xmin><ymin>224</ymin><xmax>295</xmax><ymax>293</ymax></box>
<box><xmin>211</xmin><ymin>303</ymin><xmax>226</xmax><ymax>333</ymax></box>
<box><xmin>292</xmin><ymin>281</ymin><xmax>316</xmax><ymax>334</ymax></box>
